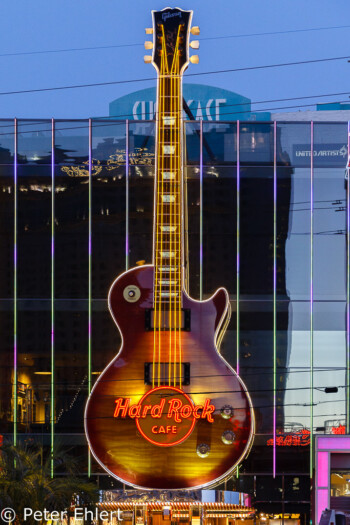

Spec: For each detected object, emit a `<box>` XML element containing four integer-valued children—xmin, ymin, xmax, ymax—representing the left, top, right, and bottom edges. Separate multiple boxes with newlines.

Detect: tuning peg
<box><xmin>144</xmin><ymin>41</ymin><xmax>153</xmax><ymax>50</ymax></box>
<box><xmin>190</xmin><ymin>40</ymin><xmax>200</xmax><ymax>50</ymax></box>
<box><xmin>190</xmin><ymin>55</ymin><xmax>199</xmax><ymax>64</ymax></box>
<box><xmin>144</xmin><ymin>55</ymin><xmax>152</xmax><ymax>64</ymax></box>
<box><xmin>145</xmin><ymin>28</ymin><xmax>153</xmax><ymax>34</ymax></box>
<box><xmin>191</xmin><ymin>26</ymin><xmax>200</xmax><ymax>36</ymax></box>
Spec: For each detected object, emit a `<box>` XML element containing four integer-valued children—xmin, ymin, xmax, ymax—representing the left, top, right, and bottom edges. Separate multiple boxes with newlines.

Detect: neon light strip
<box><xmin>310</xmin><ymin>121</ymin><xmax>314</xmax><ymax>479</ymax></box>
<box><xmin>88</xmin><ymin>118</ymin><xmax>92</xmax><ymax>477</ymax></box>
<box><xmin>51</xmin><ymin>118</ymin><xmax>55</xmax><ymax>477</ymax></box>
<box><xmin>13</xmin><ymin>118</ymin><xmax>17</xmax><ymax>446</ymax></box>
<box><xmin>125</xmin><ymin>119</ymin><xmax>129</xmax><ymax>271</ymax></box>
<box><xmin>199</xmin><ymin>119</ymin><xmax>203</xmax><ymax>301</ymax></box>
<box><xmin>347</xmin><ymin>120</ymin><xmax>350</xmax><ymax>433</ymax></box>
<box><xmin>273</xmin><ymin>121</ymin><xmax>277</xmax><ymax>478</ymax></box>
<box><xmin>236</xmin><ymin>121</ymin><xmax>240</xmax><ymax>376</ymax></box>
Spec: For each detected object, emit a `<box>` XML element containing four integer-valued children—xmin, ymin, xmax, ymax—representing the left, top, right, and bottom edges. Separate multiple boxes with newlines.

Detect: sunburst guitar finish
<box><xmin>85</xmin><ymin>7</ymin><xmax>254</xmax><ymax>490</ymax></box>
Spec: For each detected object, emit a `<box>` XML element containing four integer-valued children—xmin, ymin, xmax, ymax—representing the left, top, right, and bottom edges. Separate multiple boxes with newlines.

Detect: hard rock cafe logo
<box><xmin>113</xmin><ymin>386</ymin><xmax>215</xmax><ymax>447</ymax></box>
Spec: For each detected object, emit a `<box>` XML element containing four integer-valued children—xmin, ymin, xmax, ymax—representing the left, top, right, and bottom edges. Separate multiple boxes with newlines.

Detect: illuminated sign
<box><xmin>293</xmin><ymin>143</ymin><xmax>347</xmax><ymax>167</ymax></box>
<box><xmin>331</xmin><ymin>425</ymin><xmax>346</xmax><ymax>434</ymax></box>
<box><xmin>113</xmin><ymin>386</ymin><xmax>215</xmax><ymax>447</ymax></box>
<box><xmin>267</xmin><ymin>429</ymin><xmax>310</xmax><ymax>447</ymax></box>
<box><xmin>109</xmin><ymin>84</ymin><xmax>271</xmax><ymax>122</ymax></box>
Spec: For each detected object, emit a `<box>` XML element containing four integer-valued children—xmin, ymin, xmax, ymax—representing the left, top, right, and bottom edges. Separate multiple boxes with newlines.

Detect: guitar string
<box><xmin>169</xmin><ymin>46</ymin><xmax>174</xmax><ymax>386</ymax></box>
<box><xmin>171</xmin><ymin>28</ymin><xmax>181</xmax><ymax>388</ymax></box>
<box><xmin>152</xmin><ymin>44</ymin><xmax>159</xmax><ymax>388</ymax></box>
<box><xmin>163</xmin><ymin>26</ymin><xmax>172</xmax><ymax>387</ymax></box>
<box><xmin>173</xmin><ymin>41</ymin><xmax>180</xmax><ymax>388</ymax></box>
<box><xmin>158</xmin><ymin>32</ymin><xmax>164</xmax><ymax>387</ymax></box>
<box><xmin>159</xmin><ymin>26</ymin><xmax>169</xmax><ymax>387</ymax></box>
<box><xmin>177</xmin><ymin>49</ymin><xmax>182</xmax><ymax>389</ymax></box>
<box><xmin>153</xmin><ymin>27</ymin><xmax>165</xmax><ymax>388</ymax></box>
<box><xmin>153</xmin><ymin>25</ymin><xmax>184</xmax><ymax>389</ymax></box>
<box><xmin>170</xmin><ymin>41</ymin><xmax>175</xmax><ymax>386</ymax></box>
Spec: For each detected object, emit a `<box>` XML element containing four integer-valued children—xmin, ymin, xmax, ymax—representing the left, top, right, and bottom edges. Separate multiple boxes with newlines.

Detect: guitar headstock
<box><xmin>144</xmin><ymin>7</ymin><xmax>199</xmax><ymax>75</ymax></box>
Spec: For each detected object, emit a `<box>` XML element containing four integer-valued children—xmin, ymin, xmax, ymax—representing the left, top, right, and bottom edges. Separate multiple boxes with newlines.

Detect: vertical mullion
<box><xmin>50</xmin><ymin>118</ymin><xmax>55</xmax><ymax>477</ymax></box>
<box><xmin>236</xmin><ymin>121</ymin><xmax>240</xmax><ymax>376</ymax></box>
<box><xmin>13</xmin><ymin>118</ymin><xmax>17</xmax><ymax>446</ymax></box>
<box><xmin>199</xmin><ymin>120</ymin><xmax>203</xmax><ymax>301</ymax></box>
<box><xmin>88</xmin><ymin>118</ymin><xmax>92</xmax><ymax>477</ymax></box>
<box><xmin>126</xmin><ymin>120</ymin><xmax>129</xmax><ymax>271</ymax></box>
<box><xmin>236</xmin><ymin>121</ymin><xmax>240</xmax><ymax>481</ymax></box>
<box><xmin>347</xmin><ymin>120</ymin><xmax>350</xmax><ymax>434</ymax></box>
<box><xmin>273</xmin><ymin>121</ymin><xmax>277</xmax><ymax>478</ymax></box>
<box><xmin>345</xmin><ymin>122</ymin><xmax>350</xmax><ymax>434</ymax></box>
<box><xmin>310</xmin><ymin>121</ymin><xmax>314</xmax><ymax>479</ymax></box>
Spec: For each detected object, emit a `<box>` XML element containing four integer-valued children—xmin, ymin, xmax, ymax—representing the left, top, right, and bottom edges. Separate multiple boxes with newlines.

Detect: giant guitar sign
<box><xmin>84</xmin><ymin>7</ymin><xmax>254</xmax><ymax>490</ymax></box>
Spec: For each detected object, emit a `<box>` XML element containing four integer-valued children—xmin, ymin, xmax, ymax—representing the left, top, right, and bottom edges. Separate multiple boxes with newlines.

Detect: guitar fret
<box><xmin>162</xmin><ymin>116</ymin><xmax>175</xmax><ymax>126</ymax></box>
<box><xmin>160</xmin><ymin>226</ymin><xmax>177</xmax><ymax>232</ymax></box>
<box><xmin>161</xmin><ymin>195</ymin><xmax>176</xmax><ymax>203</ymax></box>
<box><xmin>156</xmin><ymin>240</ymin><xmax>181</xmax><ymax>243</ymax></box>
<box><xmin>163</xmin><ymin>145</ymin><xmax>176</xmax><ymax>154</ymax></box>
<box><xmin>161</xmin><ymin>171</ymin><xmax>175</xmax><ymax>179</ymax></box>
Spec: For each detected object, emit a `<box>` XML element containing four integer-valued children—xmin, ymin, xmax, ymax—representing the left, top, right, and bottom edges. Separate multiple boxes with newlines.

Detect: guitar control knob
<box><xmin>123</xmin><ymin>285</ymin><xmax>141</xmax><ymax>303</ymax></box>
<box><xmin>197</xmin><ymin>443</ymin><xmax>210</xmax><ymax>458</ymax></box>
<box><xmin>220</xmin><ymin>405</ymin><xmax>234</xmax><ymax>419</ymax></box>
<box><xmin>222</xmin><ymin>430</ymin><xmax>236</xmax><ymax>445</ymax></box>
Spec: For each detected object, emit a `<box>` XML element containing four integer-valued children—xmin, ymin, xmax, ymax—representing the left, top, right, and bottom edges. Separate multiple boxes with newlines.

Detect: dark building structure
<box><xmin>0</xmin><ymin>118</ymin><xmax>348</xmax><ymax>524</ymax></box>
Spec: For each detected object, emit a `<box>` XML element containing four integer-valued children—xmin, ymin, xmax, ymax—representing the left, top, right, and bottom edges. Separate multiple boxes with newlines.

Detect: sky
<box><xmin>0</xmin><ymin>0</ymin><xmax>349</xmax><ymax>119</ymax></box>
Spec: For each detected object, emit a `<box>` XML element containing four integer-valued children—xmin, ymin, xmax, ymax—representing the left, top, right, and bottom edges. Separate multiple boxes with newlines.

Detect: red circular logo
<box><xmin>135</xmin><ymin>386</ymin><xmax>196</xmax><ymax>447</ymax></box>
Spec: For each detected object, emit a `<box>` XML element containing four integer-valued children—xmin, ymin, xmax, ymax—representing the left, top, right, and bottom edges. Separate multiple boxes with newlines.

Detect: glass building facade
<box><xmin>0</xmin><ymin>118</ymin><xmax>349</xmax><ymax>521</ymax></box>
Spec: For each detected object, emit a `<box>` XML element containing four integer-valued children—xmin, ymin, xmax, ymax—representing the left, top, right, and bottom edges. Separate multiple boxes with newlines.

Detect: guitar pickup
<box><xmin>144</xmin><ymin>362</ymin><xmax>190</xmax><ymax>386</ymax></box>
<box><xmin>145</xmin><ymin>308</ymin><xmax>191</xmax><ymax>331</ymax></box>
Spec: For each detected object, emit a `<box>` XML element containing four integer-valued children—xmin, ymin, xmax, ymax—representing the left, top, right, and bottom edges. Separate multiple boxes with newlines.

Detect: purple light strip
<box><xmin>199</xmin><ymin>119</ymin><xmax>203</xmax><ymax>301</ymax></box>
<box><xmin>347</xmin><ymin>120</ymin><xmax>350</xmax><ymax>433</ymax></box>
<box><xmin>50</xmin><ymin>117</ymin><xmax>55</xmax><ymax>477</ymax></box>
<box><xmin>13</xmin><ymin>117</ymin><xmax>17</xmax><ymax>445</ymax></box>
<box><xmin>317</xmin><ymin>451</ymin><xmax>329</xmax><ymax>487</ymax></box>
<box><xmin>236</xmin><ymin>121</ymin><xmax>240</xmax><ymax>376</ymax></box>
<box><xmin>88</xmin><ymin>118</ymin><xmax>92</xmax><ymax>477</ymax></box>
<box><xmin>310</xmin><ymin>121</ymin><xmax>314</xmax><ymax>479</ymax></box>
<box><xmin>125</xmin><ymin>120</ymin><xmax>129</xmax><ymax>271</ymax></box>
<box><xmin>318</xmin><ymin>436</ymin><xmax>350</xmax><ymax>449</ymax></box>
<box><xmin>88</xmin><ymin>117</ymin><xmax>92</xmax><ymax>388</ymax></box>
<box><xmin>273</xmin><ymin>121</ymin><xmax>277</xmax><ymax>478</ymax></box>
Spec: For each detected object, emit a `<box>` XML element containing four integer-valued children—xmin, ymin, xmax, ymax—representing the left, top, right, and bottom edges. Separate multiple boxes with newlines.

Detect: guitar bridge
<box><xmin>144</xmin><ymin>362</ymin><xmax>190</xmax><ymax>386</ymax></box>
<box><xmin>145</xmin><ymin>308</ymin><xmax>191</xmax><ymax>331</ymax></box>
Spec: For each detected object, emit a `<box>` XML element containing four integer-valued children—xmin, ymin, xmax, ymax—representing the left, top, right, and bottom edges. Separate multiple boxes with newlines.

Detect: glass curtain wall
<box><xmin>0</xmin><ymin>118</ymin><xmax>348</xmax><ymax>506</ymax></box>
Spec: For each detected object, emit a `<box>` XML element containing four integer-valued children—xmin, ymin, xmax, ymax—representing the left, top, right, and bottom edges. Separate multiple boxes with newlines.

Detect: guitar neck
<box><xmin>153</xmin><ymin>74</ymin><xmax>184</xmax><ymax>308</ymax></box>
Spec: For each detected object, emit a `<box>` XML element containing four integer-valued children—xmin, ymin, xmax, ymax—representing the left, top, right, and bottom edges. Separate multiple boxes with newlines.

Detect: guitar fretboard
<box><xmin>154</xmin><ymin>75</ymin><xmax>184</xmax><ymax>308</ymax></box>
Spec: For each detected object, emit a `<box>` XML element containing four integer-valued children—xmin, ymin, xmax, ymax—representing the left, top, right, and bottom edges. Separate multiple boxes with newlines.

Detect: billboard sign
<box><xmin>109</xmin><ymin>83</ymin><xmax>270</xmax><ymax>122</ymax></box>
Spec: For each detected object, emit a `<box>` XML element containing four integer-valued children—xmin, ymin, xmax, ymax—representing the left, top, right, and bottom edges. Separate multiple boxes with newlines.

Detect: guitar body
<box><xmin>85</xmin><ymin>7</ymin><xmax>254</xmax><ymax>490</ymax></box>
<box><xmin>85</xmin><ymin>265</ymin><xmax>254</xmax><ymax>489</ymax></box>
